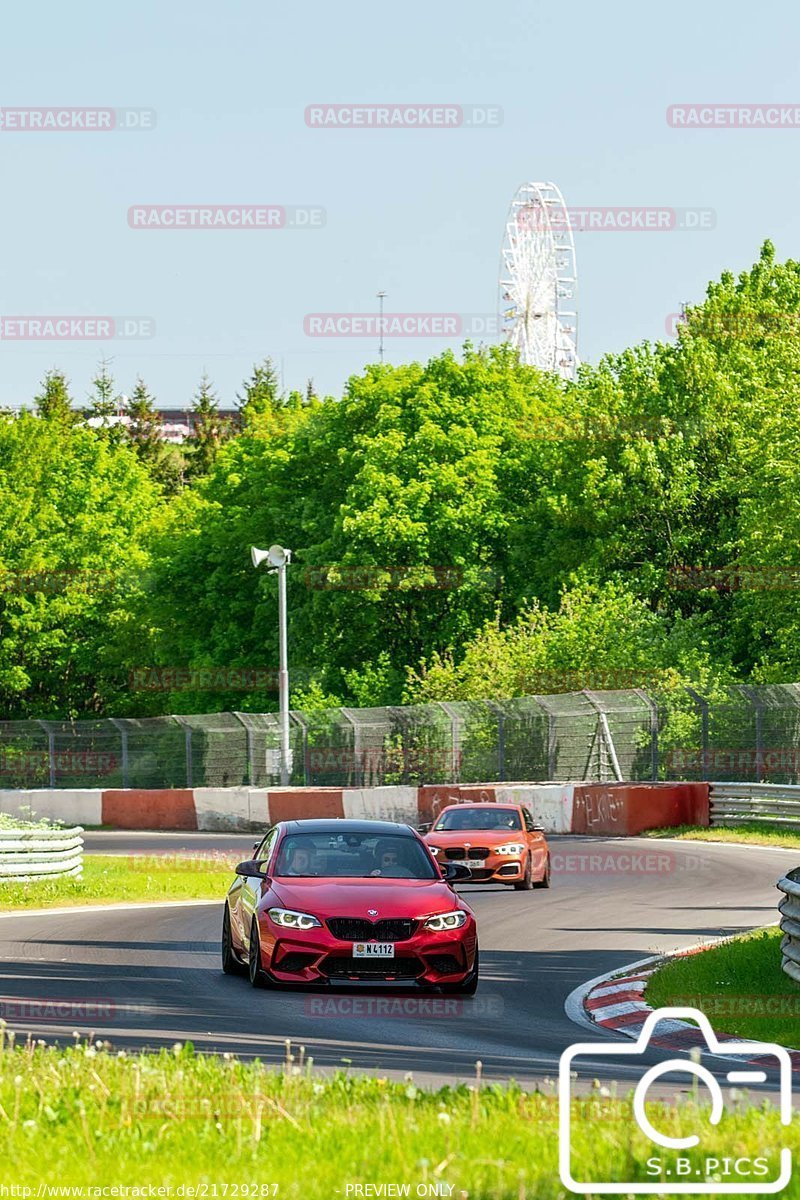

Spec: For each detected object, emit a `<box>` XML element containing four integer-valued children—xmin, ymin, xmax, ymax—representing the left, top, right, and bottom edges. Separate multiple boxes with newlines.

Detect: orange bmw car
<box><xmin>422</xmin><ymin>803</ymin><xmax>551</xmax><ymax>889</ymax></box>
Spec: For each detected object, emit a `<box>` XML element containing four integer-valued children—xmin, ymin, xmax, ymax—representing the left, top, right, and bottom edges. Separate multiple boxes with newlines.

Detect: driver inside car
<box><xmin>284</xmin><ymin>845</ymin><xmax>313</xmax><ymax>875</ymax></box>
<box><xmin>369</xmin><ymin>840</ymin><xmax>416</xmax><ymax>878</ymax></box>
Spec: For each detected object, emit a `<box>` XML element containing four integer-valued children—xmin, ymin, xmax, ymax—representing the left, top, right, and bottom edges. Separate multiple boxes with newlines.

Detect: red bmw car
<box><xmin>222</xmin><ymin>819</ymin><xmax>479</xmax><ymax>993</ymax></box>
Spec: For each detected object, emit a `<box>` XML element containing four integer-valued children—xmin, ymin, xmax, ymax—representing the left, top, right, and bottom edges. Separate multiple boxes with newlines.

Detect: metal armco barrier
<box><xmin>0</xmin><ymin>825</ymin><xmax>83</xmax><ymax>882</ymax></box>
<box><xmin>778</xmin><ymin>868</ymin><xmax>800</xmax><ymax>985</ymax></box>
<box><xmin>710</xmin><ymin>782</ymin><xmax>800</xmax><ymax>829</ymax></box>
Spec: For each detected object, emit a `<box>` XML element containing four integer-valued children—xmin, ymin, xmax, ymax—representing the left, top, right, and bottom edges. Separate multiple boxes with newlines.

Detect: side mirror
<box><xmin>442</xmin><ymin>862</ymin><xmax>471</xmax><ymax>883</ymax></box>
<box><xmin>234</xmin><ymin>860</ymin><xmax>270</xmax><ymax>880</ymax></box>
<box><xmin>418</xmin><ymin>822</ymin><xmax>432</xmax><ymax>834</ymax></box>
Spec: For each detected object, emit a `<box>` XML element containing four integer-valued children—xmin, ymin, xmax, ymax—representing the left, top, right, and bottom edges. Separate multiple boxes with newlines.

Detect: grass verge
<box><xmin>644</xmin><ymin>822</ymin><xmax>800</xmax><ymax>850</ymax></box>
<box><xmin>0</xmin><ymin>853</ymin><xmax>235</xmax><ymax>910</ymax></box>
<box><xmin>0</xmin><ymin>1036</ymin><xmax>792</xmax><ymax>1196</ymax></box>
<box><xmin>646</xmin><ymin>926</ymin><xmax>799</xmax><ymax>1046</ymax></box>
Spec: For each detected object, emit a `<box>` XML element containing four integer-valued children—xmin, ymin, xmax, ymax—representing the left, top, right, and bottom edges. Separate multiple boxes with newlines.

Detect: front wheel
<box><xmin>222</xmin><ymin>904</ymin><xmax>247</xmax><ymax>976</ymax></box>
<box><xmin>513</xmin><ymin>855</ymin><xmax>534</xmax><ymax>891</ymax></box>
<box><xmin>533</xmin><ymin>853</ymin><xmax>552</xmax><ymax>889</ymax></box>
<box><xmin>441</xmin><ymin>947</ymin><xmax>479</xmax><ymax>995</ymax></box>
<box><xmin>248</xmin><ymin>918</ymin><xmax>273</xmax><ymax>989</ymax></box>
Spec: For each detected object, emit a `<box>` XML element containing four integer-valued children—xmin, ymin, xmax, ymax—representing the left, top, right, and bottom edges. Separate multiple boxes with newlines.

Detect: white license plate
<box><xmin>454</xmin><ymin>859</ymin><xmax>484</xmax><ymax>869</ymax></box>
<box><xmin>353</xmin><ymin>942</ymin><xmax>395</xmax><ymax>958</ymax></box>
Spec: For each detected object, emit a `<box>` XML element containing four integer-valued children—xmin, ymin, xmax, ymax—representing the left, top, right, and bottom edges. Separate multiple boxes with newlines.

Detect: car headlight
<box><xmin>267</xmin><ymin>908</ymin><xmax>322</xmax><ymax>930</ymax></box>
<box><xmin>428</xmin><ymin>845</ymin><xmax>441</xmax><ymax>856</ymax></box>
<box><xmin>424</xmin><ymin>911</ymin><xmax>468</xmax><ymax>931</ymax></box>
<box><xmin>495</xmin><ymin>843</ymin><xmax>525</xmax><ymax>856</ymax></box>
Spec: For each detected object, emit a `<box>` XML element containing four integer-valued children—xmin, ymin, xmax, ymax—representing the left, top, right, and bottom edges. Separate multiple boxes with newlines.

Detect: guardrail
<box><xmin>778</xmin><ymin>868</ymin><xmax>800</xmax><ymax>985</ymax></box>
<box><xmin>0</xmin><ymin>825</ymin><xmax>83</xmax><ymax>882</ymax></box>
<box><xmin>709</xmin><ymin>782</ymin><xmax>800</xmax><ymax>829</ymax></box>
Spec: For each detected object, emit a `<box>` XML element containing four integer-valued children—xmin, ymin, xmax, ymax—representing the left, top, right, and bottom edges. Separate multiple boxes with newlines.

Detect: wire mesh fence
<box><xmin>5</xmin><ymin>682</ymin><xmax>800</xmax><ymax>789</ymax></box>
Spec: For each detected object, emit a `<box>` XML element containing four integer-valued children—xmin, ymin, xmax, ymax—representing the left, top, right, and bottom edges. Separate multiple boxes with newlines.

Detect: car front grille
<box><xmin>443</xmin><ymin>847</ymin><xmax>490</xmax><ymax>860</ymax></box>
<box><xmin>462</xmin><ymin>868</ymin><xmax>493</xmax><ymax>881</ymax></box>
<box><xmin>327</xmin><ymin>918</ymin><xmax>417</xmax><ymax>942</ymax></box>
<box><xmin>321</xmin><ymin>955</ymin><xmax>423</xmax><ymax>979</ymax></box>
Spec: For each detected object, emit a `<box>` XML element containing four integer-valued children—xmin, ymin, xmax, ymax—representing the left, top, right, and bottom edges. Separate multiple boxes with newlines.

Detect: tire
<box><xmin>441</xmin><ymin>946</ymin><xmax>479</xmax><ymax>995</ymax></box>
<box><xmin>221</xmin><ymin>904</ymin><xmax>247</xmax><ymax>976</ymax></box>
<box><xmin>248</xmin><ymin>917</ymin><xmax>273</xmax><ymax>989</ymax></box>
<box><xmin>533</xmin><ymin>853</ymin><xmax>552</xmax><ymax>889</ymax></box>
<box><xmin>513</xmin><ymin>855</ymin><xmax>534</xmax><ymax>891</ymax></box>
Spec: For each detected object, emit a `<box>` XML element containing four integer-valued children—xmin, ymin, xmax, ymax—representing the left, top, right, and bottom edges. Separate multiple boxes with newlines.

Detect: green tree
<box><xmin>84</xmin><ymin>361</ymin><xmax>124</xmax><ymax>445</ymax></box>
<box><xmin>141</xmin><ymin>344</ymin><xmax>566</xmax><ymax>709</ymax></box>
<box><xmin>126</xmin><ymin>377</ymin><xmax>162</xmax><ymax>463</ymax></box>
<box><xmin>125</xmin><ymin>377</ymin><xmax>187</xmax><ymax>495</ymax></box>
<box><xmin>0</xmin><ymin>414</ymin><xmax>161</xmax><ymax>718</ymax></box>
<box><xmin>188</xmin><ymin>373</ymin><xmax>228</xmax><ymax>477</ymax></box>
<box><xmin>237</xmin><ymin>359</ymin><xmax>281</xmax><ymax>425</ymax></box>
<box><xmin>34</xmin><ymin>370</ymin><xmax>75</xmax><ymax>425</ymax></box>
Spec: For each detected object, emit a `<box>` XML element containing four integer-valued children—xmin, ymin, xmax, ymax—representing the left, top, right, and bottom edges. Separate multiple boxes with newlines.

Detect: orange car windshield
<box><xmin>434</xmin><ymin>808</ymin><xmax>522</xmax><ymax>832</ymax></box>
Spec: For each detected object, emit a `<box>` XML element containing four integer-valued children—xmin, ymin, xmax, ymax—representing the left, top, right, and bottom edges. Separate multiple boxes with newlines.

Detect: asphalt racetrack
<box><xmin>0</xmin><ymin>833</ymin><xmax>794</xmax><ymax>1091</ymax></box>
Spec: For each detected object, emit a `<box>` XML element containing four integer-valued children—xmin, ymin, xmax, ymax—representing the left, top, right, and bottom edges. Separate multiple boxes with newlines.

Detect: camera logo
<box><xmin>559</xmin><ymin>1007</ymin><xmax>792</xmax><ymax>1194</ymax></box>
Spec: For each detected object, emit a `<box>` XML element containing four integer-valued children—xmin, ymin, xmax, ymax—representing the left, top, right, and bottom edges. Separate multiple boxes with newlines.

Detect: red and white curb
<box><xmin>566</xmin><ymin>946</ymin><xmax>800</xmax><ymax>1072</ymax></box>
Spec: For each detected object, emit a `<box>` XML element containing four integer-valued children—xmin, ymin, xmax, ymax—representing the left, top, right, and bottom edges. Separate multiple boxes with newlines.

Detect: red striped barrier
<box><xmin>0</xmin><ymin>781</ymin><xmax>711</xmax><ymax>833</ymax></box>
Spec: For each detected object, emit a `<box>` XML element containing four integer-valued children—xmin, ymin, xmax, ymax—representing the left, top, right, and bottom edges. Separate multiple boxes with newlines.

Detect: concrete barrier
<box><xmin>572</xmin><ymin>782</ymin><xmax>709</xmax><ymax>836</ymax></box>
<box><xmin>102</xmin><ymin>789</ymin><xmax>197</xmax><ymax>830</ymax></box>
<box><xmin>343</xmin><ymin>786</ymin><xmax>419</xmax><ymax>824</ymax></box>
<box><xmin>0</xmin><ymin>789</ymin><xmax>101</xmax><ymax>827</ymax></box>
<box><xmin>496</xmin><ymin>784</ymin><xmax>575</xmax><ymax>834</ymax></box>
<box><xmin>0</xmin><ymin>781</ymin><xmax>711</xmax><ymax>834</ymax></box>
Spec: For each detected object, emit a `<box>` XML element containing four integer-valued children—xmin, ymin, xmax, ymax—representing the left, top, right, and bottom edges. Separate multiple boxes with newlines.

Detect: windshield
<box><xmin>274</xmin><ymin>831</ymin><xmax>439</xmax><ymax>880</ymax></box>
<box><xmin>433</xmin><ymin>807</ymin><xmax>522</xmax><ymax>832</ymax></box>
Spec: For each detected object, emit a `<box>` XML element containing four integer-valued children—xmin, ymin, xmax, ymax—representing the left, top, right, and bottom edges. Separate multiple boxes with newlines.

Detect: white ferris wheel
<box><xmin>498</xmin><ymin>181</ymin><xmax>579</xmax><ymax>381</ymax></box>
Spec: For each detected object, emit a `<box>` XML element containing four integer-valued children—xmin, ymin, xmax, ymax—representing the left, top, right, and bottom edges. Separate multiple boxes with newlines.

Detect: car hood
<box><xmin>269</xmin><ymin>876</ymin><xmax>462</xmax><ymax>919</ymax></box>
<box><xmin>425</xmin><ymin>829</ymin><xmax>522</xmax><ymax>845</ymax></box>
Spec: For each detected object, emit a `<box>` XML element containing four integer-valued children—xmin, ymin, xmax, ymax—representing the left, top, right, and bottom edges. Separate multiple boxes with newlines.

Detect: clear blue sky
<box><xmin>0</xmin><ymin>0</ymin><xmax>797</xmax><ymax>409</ymax></box>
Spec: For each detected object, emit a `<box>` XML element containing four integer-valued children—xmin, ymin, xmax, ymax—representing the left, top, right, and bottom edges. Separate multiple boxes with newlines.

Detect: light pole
<box><xmin>377</xmin><ymin>290</ymin><xmax>387</xmax><ymax>363</ymax></box>
<box><xmin>251</xmin><ymin>543</ymin><xmax>292</xmax><ymax>786</ymax></box>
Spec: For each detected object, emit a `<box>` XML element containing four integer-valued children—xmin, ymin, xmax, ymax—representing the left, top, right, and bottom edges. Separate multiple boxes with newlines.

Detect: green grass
<box><xmin>643</xmin><ymin>822</ymin><xmax>800</xmax><ymax>850</ymax></box>
<box><xmin>646</xmin><ymin>926</ymin><xmax>800</xmax><ymax>1046</ymax></box>
<box><xmin>0</xmin><ymin>1036</ymin><xmax>792</xmax><ymax>1196</ymax></box>
<box><xmin>0</xmin><ymin>853</ymin><xmax>236</xmax><ymax>910</ymax></box>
